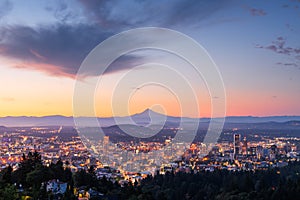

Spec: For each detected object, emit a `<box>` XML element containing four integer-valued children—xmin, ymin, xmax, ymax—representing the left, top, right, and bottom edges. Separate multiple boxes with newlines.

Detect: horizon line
<box><xmin>2</xmin><ymin>108</ymin><xmax>300</xmax><ymax>118</ymax></box>
<box><xmin>1</xmin><ymin>114</ymin><xmax>300</xmax><ymax>119</ymax></box>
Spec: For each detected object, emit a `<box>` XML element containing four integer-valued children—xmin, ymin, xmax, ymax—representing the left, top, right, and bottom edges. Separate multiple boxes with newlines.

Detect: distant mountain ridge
<box><xmin>1</xmin><ymin>109</ymin><xmax>300</xmax><ymax>127</ymax></box>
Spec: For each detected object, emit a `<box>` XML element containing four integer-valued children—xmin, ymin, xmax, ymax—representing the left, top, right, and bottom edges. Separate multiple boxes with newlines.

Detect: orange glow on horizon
<box><xmin>0</xmin><ymin>59</ymin><xmax>299</xmax><ymax>118</ymax></box>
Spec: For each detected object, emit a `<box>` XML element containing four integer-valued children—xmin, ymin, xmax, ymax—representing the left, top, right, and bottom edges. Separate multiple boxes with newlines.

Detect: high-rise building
<box><xmin>270</xmin><ymin>144</ymin><xmax>277</xmax><ymax>160</ymax></box>
<box><xmin>233</xmin><ymin>134</ymin><xmax>241</xmax><ymax>157</ymax></box>
<box><xmin>102</xmin><ymin>135</ymin><xmax>110</xmax><ymax>163</ymax></box>
<box><xmin>103</xmin><ymin>136</ymin><xmax>109</xmax><ymax>153</ymax></box>
<box><xmin>241</xmin><ymin>136</ymin><xmax>247</xmax><ymax>155</ymax></box>
<box><xmin>256</xmin><ymin>145</ymin><xmax>263</xmax><ymax>159</ymax></box>
<box><xmin>271</xmin><ymin>144</ymin><xmax>277</xmax><ymax>155</ymax></box>
<box><xmin>249</xmin><ymin>146</ymin><xmax>257</xmax><ymax>156</ymax></box>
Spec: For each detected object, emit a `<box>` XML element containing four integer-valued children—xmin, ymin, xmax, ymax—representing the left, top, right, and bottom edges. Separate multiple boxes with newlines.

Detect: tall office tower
<box><xmin>234</xmin><ymin>134</ymin><xmax>241</xmax><ymax>157</ymax></box>
<box><xmin>249</xmin><ymin>146</ymin><xmax>257</xmax><ymax>156</ymax></box>
<box><xmin>270</xmin><ymin>144</ymin><xmax>277</xmax><ymax>160</ymax></box>
<box><xmin>256</xmin><ymin>146</ymin><xmax>263</xmax><ymax>159</ymax></box>
<box><xmin>103</xmin><ymin>136</ymin><xmax>109</xmax><ymax>153</ymax></box>
<box><xmin>242</xmin><ymin>136</ymin><xmax>248</xmax><ymax>155</ymax></box>
<box><xmin>102</xmin><ymin>135</ymin><xmax>110</xmax><ymax>163</ymax></box>
<box><xmin>270</xmin><ymin>144</ymin><xmax>277</xmax><ymax>155</ymax></box>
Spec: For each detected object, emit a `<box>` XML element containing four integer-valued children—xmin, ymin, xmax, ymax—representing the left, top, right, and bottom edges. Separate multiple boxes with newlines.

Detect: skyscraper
<box><xmin>250</xmin><ymin>146</ymin><xmax>257</xmax><ymax>156</ymax></box>
<box><xmin>234</xmin><ymin>134</ymin><xmax>241</xmax><ymax>157</ymax></box>
<box><xmin>103</xmin><ymin>136</ymin><xmax>109</xmax><ymax>159</ymax></box>
<box><xmin>242</xmin><ymin>136</ymin><xmax>247</xmax><ymax>155</ymax></box>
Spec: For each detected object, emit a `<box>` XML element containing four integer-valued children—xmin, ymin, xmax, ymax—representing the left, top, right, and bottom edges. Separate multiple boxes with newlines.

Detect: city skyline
<box><xmin>0</xmin><ymin>0</ymin><xmax>300</xmax><ymax>117</ymax></box>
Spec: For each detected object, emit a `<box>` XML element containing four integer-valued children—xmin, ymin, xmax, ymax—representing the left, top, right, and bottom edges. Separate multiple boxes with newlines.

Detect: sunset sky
<box><xmin>0</xmin><ymin>0</ymin><xmax>299</xmax><ymax>117</ymax></box>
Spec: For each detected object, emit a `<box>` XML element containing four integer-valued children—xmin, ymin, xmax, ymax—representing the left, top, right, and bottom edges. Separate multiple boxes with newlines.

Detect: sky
<box><xmin>0</xmin><ymin>0</ymin><xmax>299</xmax><ymax>118</ymax></box>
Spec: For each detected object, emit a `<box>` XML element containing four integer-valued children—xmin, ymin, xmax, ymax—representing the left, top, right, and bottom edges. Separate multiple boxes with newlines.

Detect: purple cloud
<box><xmin>257</xmin><ymin>37</ymin><xmax>300</xmax><ymax>69</ymax></box>
<box><xmin>247</xmin><ymin>7</ymin><xmax>267</xmax><ymax>16</ymax></box>
<box><xmin>78</xmin><ymin>0</ymin><xmax>229</xmax><ymax>28</ymax></box>
<box><xmin>256</xmin><ymin>37</ymin><xmax>300</xmax><ymax>56</ymax></box>
<box><xmin>45</xmin><ymin>1</ymin><xmax>76</xmax><ymax>23</ymax></box>
<box><xmin>0</xmin><ymin>24</ymin><xmax>147</xmax><ymax>78</ymax></box>
<box><xmin>0</xmin><ymin>1</ymin><xmax>233</xmax><ymax>78</ymax></box>
<box><xmin>276</xmin><ymin>62</ymin><xmax>299</xmax><ymax>69</ymax></box>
